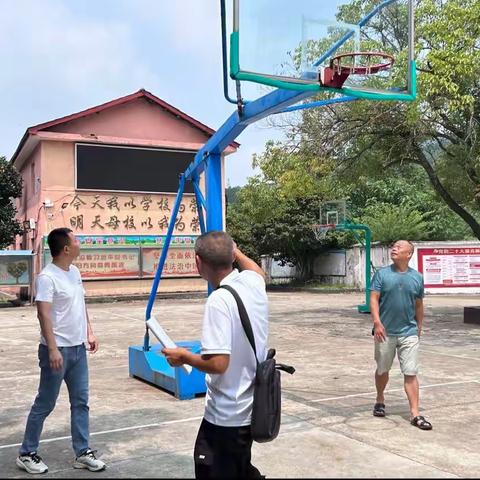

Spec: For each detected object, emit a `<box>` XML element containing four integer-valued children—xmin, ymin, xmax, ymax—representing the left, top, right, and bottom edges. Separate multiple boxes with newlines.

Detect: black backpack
<box><xmin>219</xmin><ymin>285</ymin><xmax>295</xmax><ymax>443</ymax></box>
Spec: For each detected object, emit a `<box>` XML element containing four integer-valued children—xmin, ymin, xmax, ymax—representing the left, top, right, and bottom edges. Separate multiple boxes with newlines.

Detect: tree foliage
<box><xmin>344</xmin><ymin>174</ymin><xmax>473</xmax><ymax>240</ymax></box>
<box><xmin>360</xmin><ymin>203</ymin><xmax>431</xmax><ymax>243</ymax></box>
<box><xmin>0</xmin><ymin>156</ymin><xmax>23</xmax><ymax>249</ymax></box>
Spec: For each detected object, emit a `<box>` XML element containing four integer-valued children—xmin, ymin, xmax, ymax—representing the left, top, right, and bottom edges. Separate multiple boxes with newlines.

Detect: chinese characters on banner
<box><xmin>43</xmin><ymin>235</ymin><xmax>199</xmax><ymax>280</ymax></box>
<box><xmin>417</xmin><ymin>247</ymin><xmax>480</xmax><ymax>288</ymax></box>
<box><xmin>142</xmin><ymin>248</ymin><xmax>198</xmax><ymax>276</ymax></box>
<box><xmin>62</xmin><ymin>193</ymin><xmax>201</xmax><ymax>235</ymax></box>
<box><xmin>73</xmin><ymin>249</ymin><xmax>140</xmax><ymax>278</ymax></box>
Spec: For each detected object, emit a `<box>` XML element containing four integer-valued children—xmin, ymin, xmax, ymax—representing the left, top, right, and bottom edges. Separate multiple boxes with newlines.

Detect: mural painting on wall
<box><xmin>0</xmin><ymin>256</ymin><xmax>32</xmax><ymax>286</ymax></box>
<box><xmin>57</xmin><ymin>193</ymin><xmax>200</xmax><ymax>236</ymax></box>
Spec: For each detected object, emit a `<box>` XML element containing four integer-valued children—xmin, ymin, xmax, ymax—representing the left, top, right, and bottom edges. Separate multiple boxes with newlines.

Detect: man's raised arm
<box><xmin>234</xmin><ymin>247</ymin><xmax>265</xmax><ymax>279</ymax></box>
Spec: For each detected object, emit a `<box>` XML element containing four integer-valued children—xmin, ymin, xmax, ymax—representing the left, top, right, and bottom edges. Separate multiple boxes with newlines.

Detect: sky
<box><xmin>0</xmin><ymin>0</ymin><xmax>347</xmax><ymax>187</ymax></box>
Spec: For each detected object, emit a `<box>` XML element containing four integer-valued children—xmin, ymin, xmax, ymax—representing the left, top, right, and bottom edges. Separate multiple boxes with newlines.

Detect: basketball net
<box><xmin>311</xmin><ymin>224</ymin><xmax>335</xmax><ymax>241</ymax></box>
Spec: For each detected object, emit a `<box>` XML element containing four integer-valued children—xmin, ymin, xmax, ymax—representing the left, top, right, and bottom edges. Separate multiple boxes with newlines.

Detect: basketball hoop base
<box><xmin>358</xmin><ymin>303</ymin><xmax>370</xmax><ymax>314</ymax></box>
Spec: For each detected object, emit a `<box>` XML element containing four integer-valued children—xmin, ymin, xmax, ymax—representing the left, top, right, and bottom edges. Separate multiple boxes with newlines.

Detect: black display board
<box><xmin>76</xmin><ymin>144</ymin><xmax>195</xmax><ymax>193</ymax></box>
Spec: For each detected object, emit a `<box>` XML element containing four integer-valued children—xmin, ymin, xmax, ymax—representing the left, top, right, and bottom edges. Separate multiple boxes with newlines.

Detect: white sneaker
<box><xmin>73</xmin><ymin>449</ymin><xmax>106</xmax><ymax>472</ymax></box>
<box><xmin>16</xmin><ymin>452</ymin><xmax>48</xmax><ymax>474</ymax></box>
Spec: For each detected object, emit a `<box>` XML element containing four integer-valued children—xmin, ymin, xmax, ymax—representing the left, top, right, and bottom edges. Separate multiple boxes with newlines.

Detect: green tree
<box><xmin>343</xmin><ymin>174</ymin><xmax>474</xmax><ymax>241</ymax></box>
<box><xmin>360</xmin><ymin>203</ymin><xmax>431</xmax><ymax>243</ymax></box>
<box><xmin>252</xmin><ymin>197</ymin><xmax>335</xmax><ymax>281</ymax></box>
<box><xmin>0</xmin><ymin>156</ymin><xmax>23</xmax><ymax>249</ymax></box>
<box><xmin>226</xmin><ymin>177</ymin><xmax>283</xmax><ymax>262</ymax></box>
<box><xmin>225</xmin><ymin>186</ymin><xmax>242</xmax><ymax>206</ymax></box>
<box><xmin>226</xmin><ymin>172</ymin><xmax>351</xmax><ymax>280</ymax></box>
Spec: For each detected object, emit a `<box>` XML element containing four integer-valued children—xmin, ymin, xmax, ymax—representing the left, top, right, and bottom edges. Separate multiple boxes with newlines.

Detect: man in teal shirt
<box><xmin>370</xmin><ymin>240</ymin><xmax>432</xmax><ymax>430</ymax></box>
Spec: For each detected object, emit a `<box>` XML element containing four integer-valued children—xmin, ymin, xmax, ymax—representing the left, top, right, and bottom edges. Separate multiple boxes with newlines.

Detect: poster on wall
<box><xmin>42</xmin><ymin>235</ymin><xmax>199</xmax><ymax>280</ymax></box>
<box><xmin>417</xmin><ymin>247</ymin><xmax>480</xmax><ymax>288</ymax></box>
<box><xmin>44</xmin><ymin>248</ymin><xmax>141</xmax><ymax>279</ymax></box>
<box><xmin>73</xmin><ymin>248</ymin><xmax>140</xmax><ymax>279</ymax></box>
<box><xmin>142</xmin><ymin>248</ymin><xmax>198</xmax><ymax>277</ymax></box>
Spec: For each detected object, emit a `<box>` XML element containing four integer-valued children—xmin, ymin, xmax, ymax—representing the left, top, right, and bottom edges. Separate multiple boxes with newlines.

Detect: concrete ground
<box><xmin>1</xmin><ymin>291</ymin><xmax>479</xmax><ymax>478</ymax></box>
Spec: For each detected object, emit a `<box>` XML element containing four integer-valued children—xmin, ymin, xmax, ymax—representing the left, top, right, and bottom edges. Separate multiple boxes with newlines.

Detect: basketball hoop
<box><xmin>319</xmin><ymin>51</ymin><xmax>395</xmax><ymax>88</ymax></box>
<box><xmin>312</xmin><ymin>224</ymin><xmax>335</xmax><ymax>241</ymax></box>
<box><xmin>331</xmin><ymin>51</ymin><xmax>395</xmax><ymax>75</ymax></box>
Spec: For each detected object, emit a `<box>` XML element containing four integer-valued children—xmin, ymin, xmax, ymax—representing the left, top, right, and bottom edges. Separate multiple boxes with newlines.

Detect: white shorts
<box><xmin>374</xmin><ymin>335</ymin><xmax>419</xmax><ymax>376</ymax></box>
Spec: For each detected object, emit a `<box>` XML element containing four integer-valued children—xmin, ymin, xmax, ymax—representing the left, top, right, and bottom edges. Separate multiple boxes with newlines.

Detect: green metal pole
<box><xmin>336</xmin><ymin>223</ymin><xmax>372</xmax><ymax>313</ymax></box>
<box><xmin>359</xmin><ymin>225</ymin><xmax>372</xmax><ymax>314</ymax></box>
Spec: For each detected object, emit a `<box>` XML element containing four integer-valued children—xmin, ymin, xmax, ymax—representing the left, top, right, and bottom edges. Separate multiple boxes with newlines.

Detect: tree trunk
<box><xmin>295</xmin><ymin>255</ymin><xmax>313</xmax><ymax>282</ymax></box>
<box><xmin>414</xmin><ymin>145</ymin><xmax>480</xmax><ymax>240</ymax></box>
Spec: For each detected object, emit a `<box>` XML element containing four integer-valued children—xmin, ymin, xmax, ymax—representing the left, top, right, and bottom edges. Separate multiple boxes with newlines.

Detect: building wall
<box><xmin>16</xmin><ymin>144</ymin><xmax>42</xmax><ymax>250</ymax></box>
<box><xmin>83</xmin><ymin>277</ymin><xmax>206</xmax><ymax>297</ymax></box>
<box><xmin>38</xmin><ymin>140</ymin><xmax>202</xmax><ymax>236</ymax></box>
<box><xmin>14</xmin><ymin>97</ymin><xmax>227</xmax><ymax>297</ymax></box>
<box><xmin>46</xmin><ymin>98</ymin><xmax>210</xmax><ymax>144</ymax></box>
<box><xmin>263</xmin><ymin>241</ymin><xmax>480</xmax><ymax>295</ymax></box>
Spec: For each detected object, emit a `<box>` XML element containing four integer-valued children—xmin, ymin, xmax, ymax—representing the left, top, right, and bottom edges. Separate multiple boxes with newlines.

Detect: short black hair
<box><xmin>195</xmin><ymin>231</ymin><xmax>234</xmax><ymax>269</ymax></box>
<box><xmin>48</xmin><ymin>228</ymin><xmax>73</xmax><ymax>257</ymax></box>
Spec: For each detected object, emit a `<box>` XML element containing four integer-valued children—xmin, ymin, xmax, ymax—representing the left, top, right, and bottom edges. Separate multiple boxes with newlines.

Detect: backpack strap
<box><xmin>218</xmin><ymin>284</ymin><xmax>259</xmax><ymax>365</ymax></box>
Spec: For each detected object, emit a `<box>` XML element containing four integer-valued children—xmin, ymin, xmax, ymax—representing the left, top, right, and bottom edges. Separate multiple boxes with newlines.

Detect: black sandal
<box><xmin>411</xmin><ymin>415</ymin><xmax>432</xmax><ymax>430</ymax></box>
<box><xmin>373</xmin><ymin>403</ymin><xmax>386</xmax><ymax>417</ymax></box>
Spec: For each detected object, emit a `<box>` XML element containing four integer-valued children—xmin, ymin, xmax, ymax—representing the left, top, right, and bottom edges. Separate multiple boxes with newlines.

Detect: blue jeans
<box><xmin>20</xmin><ymin>344</ymin><xmax>90</xmax><ymax>457</ymax></box>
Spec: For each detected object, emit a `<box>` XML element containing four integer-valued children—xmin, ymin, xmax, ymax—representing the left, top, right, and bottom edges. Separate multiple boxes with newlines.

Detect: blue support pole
<box><xmin>141</xmin><ymin>86</ymin><xmax>315</xmax><ymax>342</ymax></box>
<box><xmin>205</xmin><ymin>153</ymin><xmax>223</xmax><ymax>231</ymax></box>
<box><xmin>205</xmin><ymin>153</ymin><xmax>223</xmax><ymax>294</ymax></box>
<box><xmin>279</xmin><ymin>95</ymin><xmax>358</xmax><ymax>114</ymax></box>
<box><xmin>143</xmin><ymin>175</ymin><xmax>186</xmax><ymax>350</ymax></box>
<box><xmin>184</xmin><ymin>89</ymin><xmax>314</xmax><ymax>182</ymax></box>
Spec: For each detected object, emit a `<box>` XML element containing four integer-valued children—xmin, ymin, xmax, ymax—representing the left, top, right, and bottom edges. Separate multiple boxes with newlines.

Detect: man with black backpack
<box><xmin>162</xmin><ymin>231</ymin><xmax>267</xmax><ymax>479</ymax></box>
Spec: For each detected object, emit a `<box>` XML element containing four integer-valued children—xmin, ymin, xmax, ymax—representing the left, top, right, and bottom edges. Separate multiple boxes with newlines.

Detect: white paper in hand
<box><xmin>146</xmin><ymin>317</ymin><xmax>192</xmax><ymax>374</ymax></box>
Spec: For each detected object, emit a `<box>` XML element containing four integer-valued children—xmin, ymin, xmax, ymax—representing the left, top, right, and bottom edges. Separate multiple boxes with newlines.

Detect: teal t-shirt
<box><xmin>371</xmin><ymin>265</ymin><xmax>424</xmax><ymax>336</ymax></box>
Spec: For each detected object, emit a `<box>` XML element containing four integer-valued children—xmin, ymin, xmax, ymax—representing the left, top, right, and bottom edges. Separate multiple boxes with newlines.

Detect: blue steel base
<box><xmin>128</xmin><ymin>340</ymin><xmax>207</xmax><ymax>400</ymax></box>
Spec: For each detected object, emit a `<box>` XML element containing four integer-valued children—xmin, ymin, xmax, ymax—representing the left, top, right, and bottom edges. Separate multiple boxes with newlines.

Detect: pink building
<box><xmin>11</xmin><ymin>89</ymin><xmax>238</xmax><ymax>298</ymax></box>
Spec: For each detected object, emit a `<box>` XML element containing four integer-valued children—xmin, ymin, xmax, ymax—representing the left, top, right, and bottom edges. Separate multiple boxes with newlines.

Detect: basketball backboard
<box><xmin>229</xmin><ymin>0</ymin><xmax>415</xmax><ymax>101</ymax></box>
<box><xmin>320</xmin><ymin>200</ymin><xmax>347</xmax><ymax>226</ymax></box>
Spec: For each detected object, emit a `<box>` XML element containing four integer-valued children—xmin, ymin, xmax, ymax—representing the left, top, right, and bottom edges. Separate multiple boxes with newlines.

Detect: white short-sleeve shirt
<box><xmin>201</xmin><ymin>269</ymin><xmax>268</xmax><ymax>427</ymax></box>
<box><xmin>35</xmin><ymin>263</ymin><xmax>87</xmax><ymax>347</ymax></box>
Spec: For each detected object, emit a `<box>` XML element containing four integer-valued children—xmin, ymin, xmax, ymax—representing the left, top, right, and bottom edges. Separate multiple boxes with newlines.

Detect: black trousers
<box><xmin>194</xmin><ymin>418</ymin><xmax>263</xmax><ymax>479</ymax></box>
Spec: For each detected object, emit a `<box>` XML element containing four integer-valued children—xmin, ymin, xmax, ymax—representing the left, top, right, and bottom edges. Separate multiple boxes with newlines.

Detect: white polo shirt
<box><xmin>201</xmin><ymin>269</ymin><xmax>268</xmax><ymax>427</ymax></box>
<box><xmin>35</xmin><ymin>263</ymin><xmax>87</xmax><ymax>347</ymax></box>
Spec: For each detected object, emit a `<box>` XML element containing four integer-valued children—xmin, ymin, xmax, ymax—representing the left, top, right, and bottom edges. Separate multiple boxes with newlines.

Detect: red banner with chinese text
<box><xmin>417</xmin><ymin>247</ymin><xmax>480</xmax><ymax>288</ymax></box>
<box><xmin>73</xmin><ymin>248</ymin><xmax>140</xmax><ymax>278</ymax></box>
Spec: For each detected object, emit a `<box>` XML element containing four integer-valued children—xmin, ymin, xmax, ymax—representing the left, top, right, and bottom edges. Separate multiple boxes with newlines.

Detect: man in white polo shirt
<box><xmin>16</xmin><ymin>228</ymin><xmax>106</xmax><ymax>474</ymax></box>
<box><xmin>162</xmin><ymin>231</ymin><xmax>267</xmax><ymax>479</ymax></box>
